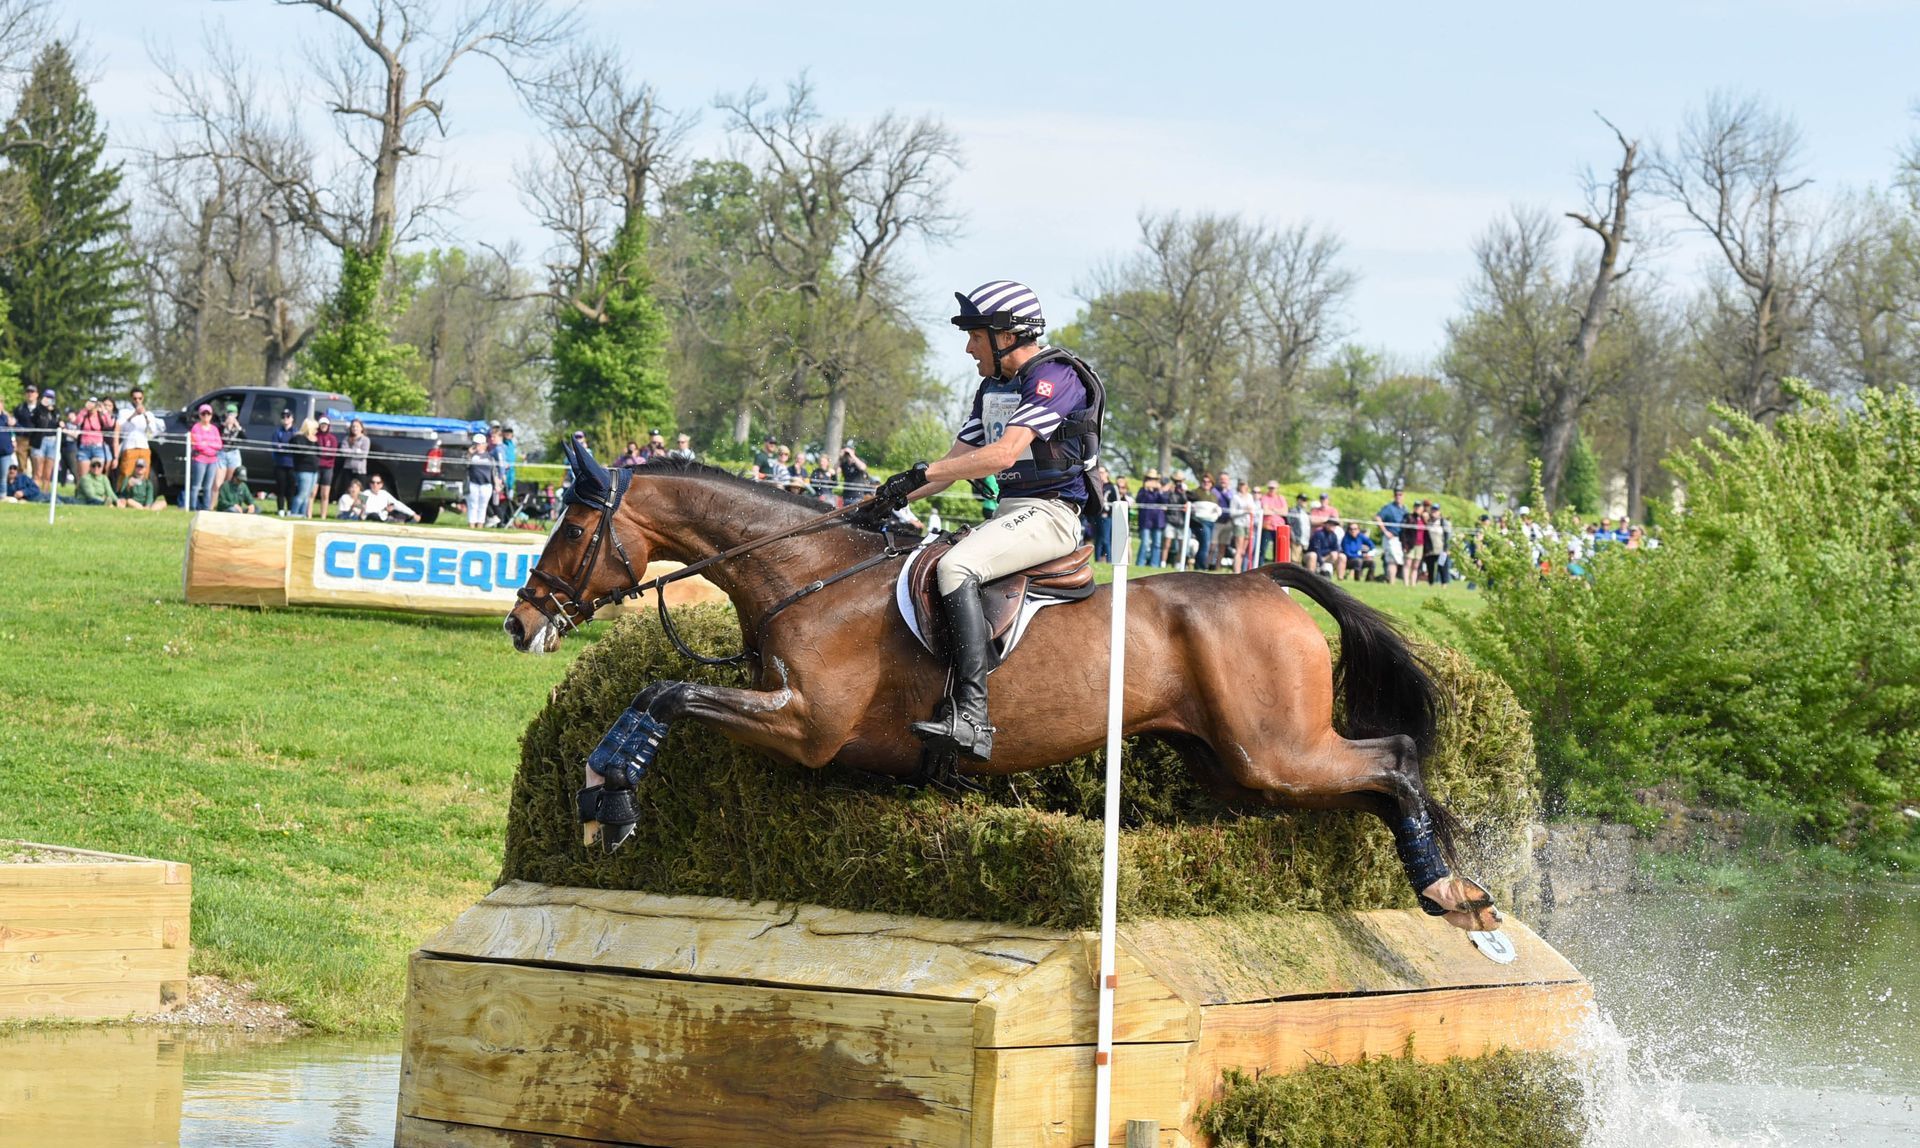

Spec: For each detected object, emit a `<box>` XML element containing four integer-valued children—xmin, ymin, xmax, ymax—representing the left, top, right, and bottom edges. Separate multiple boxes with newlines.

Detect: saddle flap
<box><xmin>906</xmin><ymin>539</ymin><xmax>1024</xmax><ymax>658</ymax></box>
<box><xmin>904</xmin><ymin>536</ymin><xmax>1097</xmax><ymax>659</ymax></box>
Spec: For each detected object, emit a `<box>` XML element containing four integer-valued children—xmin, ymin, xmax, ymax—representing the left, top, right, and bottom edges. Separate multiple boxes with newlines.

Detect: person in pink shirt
<box><xmin>188</xmin><ymin>403</ymin><xmax>223</xmax><ymax>511</ymax></box>
<box><xmin>1258</xmin><ymin>480</ymin><xmax>1290</xmax><ymax>564</ymax></box>
<box><xmin>313</xmin><ymin>416</ymin><xmax>340</xmax><ymax>518</ymax></box>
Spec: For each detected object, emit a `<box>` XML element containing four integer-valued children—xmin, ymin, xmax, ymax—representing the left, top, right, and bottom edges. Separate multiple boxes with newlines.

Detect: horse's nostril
<box><xmin>505</xmin><ymin>614</ymin><xmax>523</xmax><ymax>641</ymax></box>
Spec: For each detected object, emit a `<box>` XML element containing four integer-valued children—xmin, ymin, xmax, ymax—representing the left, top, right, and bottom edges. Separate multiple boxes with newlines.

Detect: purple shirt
<box><xmin>957</xmin><ymin>359</ymin><xmax>1087</xmax><ymax>499</ymax></box>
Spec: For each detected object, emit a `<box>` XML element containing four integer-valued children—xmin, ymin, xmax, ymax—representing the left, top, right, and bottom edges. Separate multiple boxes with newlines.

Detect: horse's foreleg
<box><xmin>580</xmin><ymin>667</ymin><xmax>810</xmax><ymax>851</ymax></box>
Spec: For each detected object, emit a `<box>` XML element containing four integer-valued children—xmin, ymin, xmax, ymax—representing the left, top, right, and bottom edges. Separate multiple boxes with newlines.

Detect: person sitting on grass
<box><xmin>1340</xmin><ymin>521</ymin><xmax>1377</xmax><ymax>581</ymax></box>
<box><xmin>360</xmin><ymin>474</ymin><xmax>420</xmax><ymax>523</ymax></box>
<box><xmin>5</xmin><ymin>461</ymin><xmax>45</xmax><ymax>502</ymax></box>
<box><xmin>337</xmin><ymin>478</ymin><xmax>368</xmax><ymax>520</ymax></box>
<box><xmin>116</xmin><ymin>458</ymin><xmax>167</xmax><ymax>510</ymax></box>
<box><xmin>217</xmin><ymin>467</ymin><xmax>260</xmax><ymax>514</ymax></box>
<box><xmin>1306</xmin><ymin>518</ymin><xmax>1340</xmax><ymax>575</ymax></box>
<box><xmin>73</xmin><ymin>458</ymin><xmax>113</xmax><ymax>505</ymax></box>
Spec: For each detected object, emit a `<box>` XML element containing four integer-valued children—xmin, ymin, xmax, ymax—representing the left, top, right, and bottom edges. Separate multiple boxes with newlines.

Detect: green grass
<box><xmin>0</xmin><ymin>503</ymin><xmax>591</xmax><ymax>1033</ymax></box>
<box><xmin>0</xmin><ymin>502</ymin><xmax>1478</xmax><ymax>1034</ymax></box>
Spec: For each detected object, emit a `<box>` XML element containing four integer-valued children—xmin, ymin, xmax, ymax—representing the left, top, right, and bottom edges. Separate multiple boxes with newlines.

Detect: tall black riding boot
<box><xmin>911</xmin><ymin>577</ymin><xmax>995</xmax><ymax>761</ymax></box>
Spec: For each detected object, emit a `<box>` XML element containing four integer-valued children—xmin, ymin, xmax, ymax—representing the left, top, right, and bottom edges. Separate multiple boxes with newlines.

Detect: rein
<box><xmin>519</xmin><ymin>473</ymin><xmax>910</xmax><ymax>666</ymax></box>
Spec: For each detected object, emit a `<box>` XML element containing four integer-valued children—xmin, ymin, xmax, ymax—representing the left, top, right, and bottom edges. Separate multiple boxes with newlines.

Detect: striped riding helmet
<box><xmin>951</xmin><ymin>280</ymin><xmax>1045</xmax><ymax>338</ymax></box>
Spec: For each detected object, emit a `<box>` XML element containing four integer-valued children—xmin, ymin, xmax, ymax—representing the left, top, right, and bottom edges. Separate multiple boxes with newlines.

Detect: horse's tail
<box><xmin>1261</xmin><ymin>564</ymin><xmax>1458</xmax><ymax>856</ymax></box>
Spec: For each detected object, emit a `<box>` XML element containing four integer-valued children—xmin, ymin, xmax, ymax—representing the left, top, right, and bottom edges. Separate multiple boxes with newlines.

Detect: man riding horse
<box><xmin>870</xmin><ymin>280</ymin><xmax>1106</xmax><ymax>763</ymax></box>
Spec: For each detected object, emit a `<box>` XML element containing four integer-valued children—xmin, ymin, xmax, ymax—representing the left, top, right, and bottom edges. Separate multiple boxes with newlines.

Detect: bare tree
<box><xmin>518</xmin><ymin>44</ymin><xmax>691</xmax><ymax>321</ymax></box>
<box><xmin>147</xmin><ymin>37</ymin><xmax>322</xmax><ymax>390</ymax></box>
<box><xmin>1811</xmin><ymin>189</ymin><xmax>1920</xmax><ymax>396</ymax></box>
<box><xmin>1240</xmin><ymin>222</ymin><xmax>1355</xmax><ymax>475</ymax></box>
<box><xmin>1651</xmin><ymin>93</ymin><xmax>1823</xmax><ymax>421</ymax></box>
<box><xmin>1541</xmin><ymin>116</ymin><xmax>1642</xmax><ymax>504</ymax></box>
<box><xmin>1442</xmin><ymin>118</ymin><xmax>1645</xmax><ymax>510</ymax></box>
<box><xmin>716</xmin><ymin>76</ymin><xmax>962</xmax><ymax>456</ymax></box>
<box><xmin>163</xmin><ymin>1</ymin><xmax>571</xmax><ymax>261</ymax></box>
<box><xmin>0</xmin><ymin>0</ymin><xmax>47</xmax><ymax>76</ymax></box>
<box><xmin>1080</xmin><ymin>211</ymin><xmax>1257</xmax><ymax>476</ymax></box>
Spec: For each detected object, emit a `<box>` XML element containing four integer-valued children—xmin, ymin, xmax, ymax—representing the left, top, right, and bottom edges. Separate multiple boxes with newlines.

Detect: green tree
<box><xmin>299</xmin><ymin>238</ymin><xmax>425</xmax><ymax>413</ymax></box>
<box><xmin>1559</xmin><ymin>433</ymin><xmax>1601</xmax><ymax>515</ymax></box>
<box><xmin>549</xmin><ymin>215</ymin><xmax>672</xmax><ymax>441</ymax></box>
<box><xmin>1454</xmin><ymin>382</ymin><xmax>1920</xmax><ymax>852</ymax></box>
<box><xmin>0</xmin><ymin>42</ymin><xmax>137</xmax><ymax>395</ymax></box>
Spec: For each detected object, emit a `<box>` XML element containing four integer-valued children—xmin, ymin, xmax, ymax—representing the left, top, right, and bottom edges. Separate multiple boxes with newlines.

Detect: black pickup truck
<box><xmin>154</xmin><ymin>387</ymin><xmax>485</xmax><ymax>522</ymax></box>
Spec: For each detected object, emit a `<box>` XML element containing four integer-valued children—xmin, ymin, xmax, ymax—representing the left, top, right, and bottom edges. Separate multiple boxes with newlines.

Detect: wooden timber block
<box><xmin>396</xmin><ymin>882</ymin><xmax>1592</xmax><ymax>1148</ymax></box>
<box><xmin>182</xmin><ymin>513</ymin><xmax>723</xmax><ymax>617</ymax></box>
<box><xmin>0</xmin><ymin>842</ymin><xmax>191</xmax><ymax>1020</ymax></box>
<box><xmin>0</xmin><ymin>1026</ymin><xmax>186</xmax><ymax>1146</ymax></box>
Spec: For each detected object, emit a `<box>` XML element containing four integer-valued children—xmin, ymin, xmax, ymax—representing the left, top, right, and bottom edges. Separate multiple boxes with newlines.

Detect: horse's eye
<box><xmin>564</xmin><ymin>523</ymin><xmax>585</xmax><ymax>541</ymax></box>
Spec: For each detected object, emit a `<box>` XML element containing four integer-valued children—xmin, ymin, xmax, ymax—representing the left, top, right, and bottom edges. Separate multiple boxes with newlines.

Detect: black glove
<box><xmin>872</xmin><ymin>462</ymin><xmax>928</xmax><ymax>511</ymax></box>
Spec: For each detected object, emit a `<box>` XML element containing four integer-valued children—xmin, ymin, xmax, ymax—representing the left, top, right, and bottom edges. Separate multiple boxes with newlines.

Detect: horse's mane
<box><xmin>620</xmin><ymin>457</ymin><xmax>900</xmax><ymax>536</ymax></box>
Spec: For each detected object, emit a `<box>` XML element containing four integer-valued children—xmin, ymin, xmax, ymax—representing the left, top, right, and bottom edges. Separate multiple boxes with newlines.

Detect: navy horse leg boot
<box><xmin>578</xmin><ymin>703</ymin><xmax>670</xmax><ymax>851</ymax></box>
<box><xmin>911</xmin><ymin>577</ymin><xmax>995</xmax><ymax>761</ymax></box>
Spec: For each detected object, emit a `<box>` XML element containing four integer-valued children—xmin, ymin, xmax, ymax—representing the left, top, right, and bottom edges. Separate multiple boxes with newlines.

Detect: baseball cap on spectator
<box><xmin>1144</xmin><ymin>468</ymin><xmax>1160</xmax><ymax>479</ymax></box>
<box><xmin>1517</xmin><ymin>505</ymin><xmax>1532</xmax><ymax>515</ymax></box>
<box><xmin>471</xmin><ymin>431</ymin><xmax>487</xmax><ymax>445</ymax></box>
<box><xmin>226</xmin><ymin>403</ymin><xmax>239</xmax><ymax>414</ymax></box>
<box><xmin>1265</xmin><ymin>480</ymin><xmax>1278</xmax><ymax>489</ymax></box>
<box><xmin>197</xmin><ymin>403</ymin><xmax>213</xmax><ymax>414</ymax></box>
<box><xmin>280</xmin><ymin>409</ymin><xmax>293</xmax><ymax>419</ymax></box>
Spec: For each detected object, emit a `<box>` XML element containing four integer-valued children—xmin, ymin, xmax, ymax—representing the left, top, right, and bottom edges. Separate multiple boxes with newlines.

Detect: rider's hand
<box><xmin>873</xmin><ymin>462</ymin><xmax>928</xmax><ymax>511</ymax></box>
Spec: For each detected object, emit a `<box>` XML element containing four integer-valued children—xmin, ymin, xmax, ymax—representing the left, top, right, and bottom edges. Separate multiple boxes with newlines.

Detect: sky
<box><xmin>69</xmin><ymin>0</ymin><xmax>1920</xmax><ymax>371</ymax></box>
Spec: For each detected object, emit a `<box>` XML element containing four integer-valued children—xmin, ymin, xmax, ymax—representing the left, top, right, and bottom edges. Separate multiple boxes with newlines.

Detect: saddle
<box><xmin>900</xmin><ymin>535</ymin><xmax>1097</xmax><ymax>661</ymax></box>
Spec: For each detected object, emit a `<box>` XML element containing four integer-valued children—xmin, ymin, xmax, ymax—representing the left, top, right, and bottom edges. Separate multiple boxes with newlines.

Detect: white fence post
<box><xmin>46</xmin><ymin>425</ymin><xmax>61</xmax><ymax>524</ymax></box>
<box><xmin>1093</xmin><ymin>500</ymin><xmax>1130</xmax><ymax>1142</ymax></box>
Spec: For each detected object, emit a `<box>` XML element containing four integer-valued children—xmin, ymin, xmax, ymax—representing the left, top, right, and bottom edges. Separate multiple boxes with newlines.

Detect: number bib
<box><xmin>981</xmin><ymin>390</ymin><xmax>1019</xmax><ymax>446</ymax></box>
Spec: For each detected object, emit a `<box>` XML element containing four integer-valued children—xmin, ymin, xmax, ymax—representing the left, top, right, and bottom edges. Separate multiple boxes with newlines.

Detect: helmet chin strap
<box><xmin>989</xmin><ymin>330</ymin><xmax>1032</xmax><ymax>378</ymax></box>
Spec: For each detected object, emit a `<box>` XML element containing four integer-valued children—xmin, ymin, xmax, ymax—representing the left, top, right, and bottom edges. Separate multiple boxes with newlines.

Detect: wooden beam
<box><xmin>970</xmin><ymin>1043</ymin><xmax>1194</xmax><ymax>1148</ymax></box>
<box><xmin>1125</xmin><ymin>912</ymin><xmax>1582</xmax><ymax>1004</ymax></box>
<box><xmin>424</xmin><ymin>881</ymin><xmax>1070</xmax><ymax>1005</ymax></box>
<box><xmin>399</xmin><ymin>954</ymin><xmax>977</xmax><ymax>1148</ymax></box>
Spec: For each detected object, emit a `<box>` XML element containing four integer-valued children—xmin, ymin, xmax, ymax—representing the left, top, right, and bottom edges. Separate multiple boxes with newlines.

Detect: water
<box><xmin>1538</xmin><ymin>884</ymin><xmax>1920</xmax><ymax>1147</ymax></box>
<box><xmin>0</xmin><ymin>886</ymin><xmax>1912</xmax><ymax>1147</ymax></box>
<box><xmin>0</xmin><ymin>1029</ymin><xmax>397</xmax><ymax>1147</ymax></box>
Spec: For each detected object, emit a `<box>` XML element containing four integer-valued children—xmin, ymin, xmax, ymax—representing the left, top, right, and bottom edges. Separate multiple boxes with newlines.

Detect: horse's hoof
<box><xmin>602</xmin><ymin>820</ymin><xmax>637</xmax><ymax>852</ymax></box>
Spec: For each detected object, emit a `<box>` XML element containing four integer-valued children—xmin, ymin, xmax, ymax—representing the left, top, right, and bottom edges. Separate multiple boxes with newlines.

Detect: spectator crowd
<box><xmin>7</xmin><ymin>388</ymin><xmax>1654</xmax><ymax>581</ymax></box>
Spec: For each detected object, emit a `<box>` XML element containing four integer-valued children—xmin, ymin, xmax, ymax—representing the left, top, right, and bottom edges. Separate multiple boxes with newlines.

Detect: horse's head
<box><xmin>504</xmin><ymin>439</ymin><xmax>648</xmax><ymax>653</ymax></box>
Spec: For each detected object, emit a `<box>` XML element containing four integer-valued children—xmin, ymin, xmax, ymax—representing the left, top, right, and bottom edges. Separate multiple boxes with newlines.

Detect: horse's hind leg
<box><xmin>1198</xmin><ymin>726</ymin><xmax>1501</xmax><ymax>932</ymax></box>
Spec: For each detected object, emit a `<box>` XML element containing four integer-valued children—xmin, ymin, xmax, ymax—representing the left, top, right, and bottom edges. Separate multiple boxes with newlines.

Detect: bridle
<box><xmin>514</xmin><ymin>466</ymin><xmax>909</xmax><ymax>665</ymax></box>
<box><xmin>515</xmin><ymin>466</ymin><xmax>642</xmax><ymax>637</ymax></box>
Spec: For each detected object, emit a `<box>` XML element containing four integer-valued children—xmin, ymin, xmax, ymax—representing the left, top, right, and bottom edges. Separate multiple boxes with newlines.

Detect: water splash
<box><xmin>1570</xmin><ymin>1006</ymin><xmax>1774</xmax><ymax>1148</ymax></box>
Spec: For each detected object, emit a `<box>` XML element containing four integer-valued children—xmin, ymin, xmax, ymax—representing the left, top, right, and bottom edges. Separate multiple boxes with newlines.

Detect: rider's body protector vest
<box><xmin>976</xmin><ymin>346</ymin><xmax>1107</xmax><ymax>501</ymax></box>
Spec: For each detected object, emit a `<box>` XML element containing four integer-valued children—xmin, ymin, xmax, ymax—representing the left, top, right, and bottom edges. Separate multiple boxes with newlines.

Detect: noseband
<box><xmin>516</xmin><ymin>466</ymin><xmax>641</xmax><ymax>634</ymax></box>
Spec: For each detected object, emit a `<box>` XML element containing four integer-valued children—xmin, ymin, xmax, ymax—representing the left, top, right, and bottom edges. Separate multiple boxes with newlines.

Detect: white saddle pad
<box><xmin>894</xmin><ymin>539</ymin><xmax>1073</xmax><ymax>663</ymax></box>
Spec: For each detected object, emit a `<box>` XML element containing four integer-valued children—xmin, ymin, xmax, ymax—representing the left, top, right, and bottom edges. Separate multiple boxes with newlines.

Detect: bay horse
<box><xmin>504</xmin><ymin>446</ymin><xmax>1501</xmax><ymax>932</ymax></box>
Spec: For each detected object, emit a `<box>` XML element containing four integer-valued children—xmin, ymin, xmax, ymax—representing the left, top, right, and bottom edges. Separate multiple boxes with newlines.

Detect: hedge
<box><xmin>501</xmin><ymin>603</ymin><xmax>1542</xmax><ymax>926</ymax></box>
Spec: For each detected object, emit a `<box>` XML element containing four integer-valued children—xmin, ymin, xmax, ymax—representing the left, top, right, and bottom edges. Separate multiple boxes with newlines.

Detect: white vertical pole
<box><xmin>1177</xmin><ymin>502</ymin><xmax>1192</xmax><ymax>572</ymax></box>
<box><xmin>1093</xmin><ymin>500</ymin><xmax>1130</xmax><ymax>1144</ymax></box>
<box><xmin>46</xmin><ymin>425</ymin><xmax>61</xmax><ymax>524</ymax></box>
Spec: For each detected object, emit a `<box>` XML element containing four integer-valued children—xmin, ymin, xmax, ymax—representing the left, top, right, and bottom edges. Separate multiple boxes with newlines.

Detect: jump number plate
<box><xmin>1468</xmin><ymin>929</ymin><xmax>1517</xmax><ymax>964</ymax></box>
